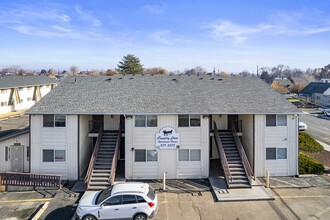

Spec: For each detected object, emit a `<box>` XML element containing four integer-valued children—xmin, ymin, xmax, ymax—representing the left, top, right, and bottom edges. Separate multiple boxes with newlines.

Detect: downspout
<box><xmin>77</xmin><ymin>115</ymin><xmax>80</xmax><ymax>179</ymax></box>
<box><xmin>253</xmin><ymin>114</ymin><xmax>255</xmax><ymax>179</ymax></box>
<box><xmin>29</xmin><ymin>115</ymin><xmax>31</xmax><ymax>173</ymax></box>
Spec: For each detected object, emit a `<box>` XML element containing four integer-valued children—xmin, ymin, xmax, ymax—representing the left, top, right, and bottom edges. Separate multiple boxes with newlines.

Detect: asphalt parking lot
<box><xmin>1</xmin><ymin>177</ymin><xmax>330</xmax><ymax>220</ymax></box>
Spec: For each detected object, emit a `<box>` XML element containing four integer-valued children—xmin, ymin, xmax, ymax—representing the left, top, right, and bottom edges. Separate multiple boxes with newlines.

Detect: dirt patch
<box><xmin>304</xmin><ymin>150</ymin><xmax>330</xmax><ymax>172</ymax></box>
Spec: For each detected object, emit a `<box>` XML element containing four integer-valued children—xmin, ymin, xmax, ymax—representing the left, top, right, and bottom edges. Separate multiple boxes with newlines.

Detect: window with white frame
<box><xmin>135</xmin><ymin>149</ymin><xmax>158</xmax><ymax>162</ymax></box>
<box><xmin>27</xmin><ymin>87</ymin><xmax>33</xmax><ymax>90</ymax></box>
<box><xmin>43</xmin><ymin>115</ymin><xmax>66</xmax><ymax>127</ymax></box>
<box><xmin>0</xmin><ymin>89</ymin><xmax>7</xmax><ymax>93</ymax></box>
<box><xmin>266</xmin><ymin>115</ymin><xmax>287</xmax><ymax>127</ymax></box>
<box><xmin>43</xmin><ymin>149</ymin><xmax>66</xmax><ymax>162</ymax></box>
<box><xmin>1</xmin><ymin>101</ymin><xmax>8</xmax><ymax>106</ymax></box>
<box><xmin>266</xmin><ymin>148</ymin><xmax>287</xmax><ymax>160</ymax></box>
<box><xmin>18</xmin><ymin>87</ymin><xmax>23</xmax><ymax>91</ymax></box>
<box><xmin>19</xmin><ymin>98</ymin><xmax>23</xmax><ymax>103</ymax></box>
<box><xmin>178</xmin><ymin>115</ymin><xmax>201</xmax><ymax>127</ymax></box>
<box><xmin>27</xmin><ymin>97</ymin><xmax>33</xmax><ymax>101</ymax></box>
<box><xmin>178</xmin><ymin>149</ymin><xmax>201</xmax><ymax>161</ymax></box>
<box><xmin>135</xmin><ymin>115</ymin><xmax>157</xmax><ymax>127</ymax></box>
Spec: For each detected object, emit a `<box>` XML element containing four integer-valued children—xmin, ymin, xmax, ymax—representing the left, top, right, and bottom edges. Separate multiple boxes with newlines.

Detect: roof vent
<box><xmin>218</xmin><ymin>78</ymin><xmax>223</xmax><ymax>81</ymax></box>
<box><xmin>171</xmin><ymin>78</ymin><xmax>177</xmax><ymax>81</ymax></box>
<box><xmin>105</xmin><ymin>78</ymin><xmax>112</xmax><ymax>81</ymax></box>
<box><xmin>199</xmin><ymin>78</ymin><xmax>203</xmax><ymax>80</ymax></box>
<box><xmin>129</xmin><ymin>77</ymin><xmax>134</xmax><ymax>80</ymax></box>
<box><xmin>210</xmin><ymin>78</ymin><xmax>214</xmax><ymax>80</ymax></box>
<box><xmin>118</xmin><ymin>77</ymin><xmax>122</xmax><ymax>80</ymax></box>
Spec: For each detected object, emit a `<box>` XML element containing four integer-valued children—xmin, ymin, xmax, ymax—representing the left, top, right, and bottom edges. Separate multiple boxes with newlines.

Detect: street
<box><xmin>300</xmin><ymin>109</ymin><xmax>330</xmax><ymax>145</ymax></box>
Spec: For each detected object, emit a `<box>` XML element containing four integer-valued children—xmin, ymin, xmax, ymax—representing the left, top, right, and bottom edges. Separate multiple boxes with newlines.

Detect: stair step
<box><xmin>228</xmin><ymin>183</ymin><xmax>250</xmax><ymax>188</ymax></box>
<box><xmin>95</xmin><ymin>165</ymin><xmax>112</xmax><ymax>169</ymax></box>
<box><xmin>91</xmin><ymin>177</ymin><xmax>109</xmax><ymax>181</ymax></box>
<box><xmin>231</xmin><ymin>175</ymin><xmax>248</xmax><ymax>180</ymax></box>
<box><xmin>93</xmin><ymin>169</ymin><xmax>110</xmax><ymax>173</ymax></box>
<box><xmin>227</xmin><ymin>160</ymin><xmax>242</xmax><ymax>164</ymax></box>
<box><xmin>92</xmin><ymin>172</ymin><xmax>110</xmax><ymax>176</ymax></box>
<box><xmin>229</xmin><ymin>167</ymin><xmax>244</xmax><ymax>172</ymax></box>
<box><xmin>231</xmin><ymin>171</ymin><xmax>246</xmax><ymax>175</ymax></box>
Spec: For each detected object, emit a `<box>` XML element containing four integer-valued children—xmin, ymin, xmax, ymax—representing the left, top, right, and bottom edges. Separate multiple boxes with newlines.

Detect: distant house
<box><xmin>0</xmin><ymin>116</ymin><xmax>29</xmax><ymax>173</ymax></box>
<box><xmin>0</xmin><ymin>76</ymin><xmax>58</xmax><ymax>115</ymax></box>
<box><xmin>299</xmin><ymin>82</ymin><xmax>330</xmax><ymax>107</ymax></box>
<box><xmin>26</xmin><ymin>75</ymin><xmax>300</xmax><ymax>190</ymax></box>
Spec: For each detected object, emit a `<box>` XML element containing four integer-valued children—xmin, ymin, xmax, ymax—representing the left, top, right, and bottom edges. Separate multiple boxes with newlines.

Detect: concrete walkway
<box><xmin>209</xmin><ymin>176</ymin><xmax>274</xmax><ymax>202</ymax></box>
<box><xmin>258</xmin><ymin>175</ymin><xmax>330</xmax><ymax>188</ymax></box>
<box><xmin>316</xmin><ymin>140</ymin><xmax>330</xmax><ymax>151</ymax></box>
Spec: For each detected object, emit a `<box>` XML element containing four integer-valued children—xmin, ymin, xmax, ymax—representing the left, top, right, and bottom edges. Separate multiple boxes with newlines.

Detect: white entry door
<box><xmin>10</xmin><ymin>145</ymin><xmax>24</xmax><ymax>172</ymax></box>
<box><xmin>158</xmin><ymin>149</ymin><xmax>177</xmax><ymax>179</ymax></box>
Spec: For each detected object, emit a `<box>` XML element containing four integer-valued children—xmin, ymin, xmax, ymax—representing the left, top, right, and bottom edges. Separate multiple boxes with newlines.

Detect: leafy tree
<box><xmin>117</xmin><ymin>54</ymin><xmax>144</xmax><ymax>74</ymax></box>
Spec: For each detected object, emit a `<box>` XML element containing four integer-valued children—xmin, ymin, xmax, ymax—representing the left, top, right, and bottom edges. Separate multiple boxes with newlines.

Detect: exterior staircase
<box><xmin>88</xmin><ymin>131</ymin><xmax>118</xmax><ymax>190</ymax></box>
<box><xmin>218</xmin><ymin>130</ymin><xmax>250</xmax><ymax>188</ymax></box>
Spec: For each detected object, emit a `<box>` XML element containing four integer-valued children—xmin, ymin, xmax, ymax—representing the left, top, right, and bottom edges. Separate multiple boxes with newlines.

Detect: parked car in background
<box><xmin>299</xmin><ymin>119</ymin><xmax>307</xmax><ymax>131</ymax></box>
<box><xmin>325</xmin><ymin>110</ymin><xmax>330</xmax><ymax>117</ymax></box>
<box><xmin>76</xmin><ymin>182</ymin><xmax>158</xmax><ymax>220</ymax></box>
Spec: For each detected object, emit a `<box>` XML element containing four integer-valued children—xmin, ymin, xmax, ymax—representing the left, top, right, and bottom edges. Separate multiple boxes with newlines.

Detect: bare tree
<box><xmin>69</xmin><ymin>66</ymin><xmax>79</xmax><ymax>76</ymax></box>
<box><xmin>143</xmin><ymin>67</ymin><xmax>168</xmax><ymax>75</ymax></box>
<box><xmin>193</xmin><ymin>66</ymin><xmax>207</xmax><ymax>76</ymax></box>
<box><xmin>105</xmin><ymin>69</ymin><xmax>119</xmax><ymax>76</ymax></box>
<box><xmin>47</xmin><ymin>68</ymin><xmax>57</xmax><ymax>77</ymax></box>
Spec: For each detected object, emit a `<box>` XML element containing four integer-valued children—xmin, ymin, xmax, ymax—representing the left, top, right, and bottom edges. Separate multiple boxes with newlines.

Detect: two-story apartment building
<box><xmin>26</xmin><ymin>75</ymin><xmax>300</xmax><ymax>190</ymax></box>
<box><xmin>0</xmin><ymin>75</ymin><xmax>58</xmax><ymax>115</ymax></box>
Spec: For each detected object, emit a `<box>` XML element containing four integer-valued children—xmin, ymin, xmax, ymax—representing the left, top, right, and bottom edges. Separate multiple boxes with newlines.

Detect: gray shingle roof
<box><xmin>0</xmin><ymin>75</ymin><xmax>58</xmax><ymax>89</ymax></box>
<box><xmin>299</xmin><ymin>82</ymin><xmax>330</xmax><ymax>95</ymax></box>
<box><xmin>27</xmin><ymin>75</ymin><xmax>300</xmax><ymax>115</ymax></box>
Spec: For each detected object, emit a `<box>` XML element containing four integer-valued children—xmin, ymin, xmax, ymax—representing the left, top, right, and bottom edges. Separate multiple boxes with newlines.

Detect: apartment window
<box><xmin>266</xmin><ymin>148</ymin><xmax>287</xmax><ymax>160</ymax></box>
<box><xmin>266</xmin><ymin>115</ymin><xmax>287</xmax><ymax>127</ymax></box>
<box><xmin>18</xmin><ymin>87</ymin><xmax>23</xmax><ymax>91</ymax></box>
<box><xmin>135</xmin><ymin>115</ymin><xmax>157</xmax><ymax>127</ymax></box>
<box><xmin>1</xmin><ymin>101</ymin><xmax>8</xmax><ymax>106</ymax></box>
<box><xmin>43</xmin><ymin>115</ymin><xmax>66</xmax><ymax>127</ymax></box>
<box><xmin>43</xmin><ymin>149</ymin><xmax>66</xmax><ymax>162</ymax></box>
<box><xmin>135</xmin><ymin>149</ymin><xmax>158</xmax><ymax>162</ymax></box>
<box><xmin>19</xmin><ymin>98</ymin><xmax>23</xmax><ymax>103</ymax></box>
<box><xmin>27</xmin><ymin>87</ymin><xmax>33</xmax><ymax>90</ymax></box>
<box><xmin>46</xmin><ymin>85</ymin><xmax>50</xmax><ymax>88</ymax></box>
<box><xmin>0</xmin><ymin>89</ymin><xmax>7</xmax><ymax>93</ymax></box>
<box><xmin>27</xmin><ymin>97</ymin><xmax>33</xmax><ymax>101</ymax></box>
<box><xmin>316</xmin><ymin>96</ymin><xmax>320</xmax><ymax>100</ymax></box>
<box><xmin>5</xmin><ymin>146</ymin><xmax>10</xmax><ymax>161</ymax></box>
<box><xmin>178</xmin><ymin>149</ymin><xmax>201</xmax><ymax>161</ymax></box>
<box><xmin>178</xmin><ymin>115</ymin><xmax>201</xmax><ymax>127</ymax></box>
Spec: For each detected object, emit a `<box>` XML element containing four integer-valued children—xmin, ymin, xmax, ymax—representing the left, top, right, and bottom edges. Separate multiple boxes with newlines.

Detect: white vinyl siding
<box><xmin>126</xmin><ymin>114</ymin><xmax>209</xmax><ymax>180</ymax></box>
<box><xmin>0</xmin><ymin>133</ymin><xmax>30</xmax><ymax>173</ymax></box>
<box><xmin>255</xmin><ymin>114</ymin><xmax>298</xmax><ymax>177</ymax></box>
<box><xmin>30</xmin><ymin>114</ymin><xmax>78</xmax><ymax>180</ymax></box>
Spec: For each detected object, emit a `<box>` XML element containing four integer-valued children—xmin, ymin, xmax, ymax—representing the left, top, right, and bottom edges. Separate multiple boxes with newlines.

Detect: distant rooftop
<box><xmin>0</xmin><ymin>115</ymin><xmax>29</xmax><ymax>141</ymax></box>
<box><xmin>300</xmin><ymin>82</ymin><xmax>330</xmax><ymax>95</ymax></box>
<box><xmin>27</xmin><ymin>75</ymin><xmax>300</xmax><ymax>115</ymax></box>
<box><xmin>0</xmin><ymin>75</ymin><xmax>58</xmax><ymax>89</ymax></box>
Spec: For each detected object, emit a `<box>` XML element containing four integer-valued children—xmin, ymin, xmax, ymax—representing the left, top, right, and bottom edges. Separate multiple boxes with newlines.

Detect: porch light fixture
<box><xmin>126</xmin><ymin>115</ymin><xmax>133</xmax><ymax>119</ymax></box>
<box><xmin>131</xmin><ymin>148</ymin><xmax>135</xmax><ymax>151</ymax></box>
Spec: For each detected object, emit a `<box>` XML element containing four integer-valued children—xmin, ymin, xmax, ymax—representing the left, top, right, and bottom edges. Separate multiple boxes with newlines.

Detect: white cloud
<box><xmin>151</xmin><ymin>30</ymin><xmax>188</xmax><ymax>45</ymax></box>
<box><xmin>206</xmin><ymin>20</ymin><xmax>272</xmax><ymax>45</ymax></box>
<box><xmin>74</xmin><ymin>5</ymin><xmax>102</xmax><ymax>27</ymax></box>
<box><xmin>141</xmin><ymin>3</ymin><xmax>166</xmax><ymax>14</ymax></box>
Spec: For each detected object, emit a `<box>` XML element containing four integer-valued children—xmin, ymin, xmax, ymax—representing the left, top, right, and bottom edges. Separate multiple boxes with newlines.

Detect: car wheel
<box><xmin>83</xmin><ymin>215</ymin><xmax>97</xmax><ymax>220</ymax></box>
<box><xmin>134</xmin><ymin>213</ymin><xmax>148</xmax><ymax>220</ymax></box>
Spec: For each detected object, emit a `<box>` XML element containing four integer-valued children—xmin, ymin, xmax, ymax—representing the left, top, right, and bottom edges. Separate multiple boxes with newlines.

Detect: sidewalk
<box><xmin>316</xmin><ymin>140</ymin><xmax>330</xmax><ymax>151</ymax></box>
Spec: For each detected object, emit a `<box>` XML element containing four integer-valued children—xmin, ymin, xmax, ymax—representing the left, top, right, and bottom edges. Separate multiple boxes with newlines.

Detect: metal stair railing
<box><xmin>213</xmin><ymin>121</ymin><xmax>232</xmax><ymax>188</ymax></box>
<box><xmin>230</xmin><ymin>122</ymin><xmax>254</xmax><ymax>187</ymax></box>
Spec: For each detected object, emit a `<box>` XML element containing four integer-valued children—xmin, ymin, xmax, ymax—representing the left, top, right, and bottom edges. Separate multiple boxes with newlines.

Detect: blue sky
<box><xmin>1</xmin><ymin>0</ymin><xmax>330</xmax><ymax>73</ymax></box>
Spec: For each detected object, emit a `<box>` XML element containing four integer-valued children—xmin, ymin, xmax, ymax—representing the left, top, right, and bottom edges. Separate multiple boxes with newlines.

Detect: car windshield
<box><xmin>96</xmin><ymin>186</ymin><xmax>113</xmax><ymax>205</ymax></box>
<box><xmin>147</xmin><ymin>185</ymin><xmax>156</xmax><ymax>200</ymax></box>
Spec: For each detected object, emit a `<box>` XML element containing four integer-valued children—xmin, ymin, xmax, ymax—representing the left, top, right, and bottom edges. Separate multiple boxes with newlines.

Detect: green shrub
<box><xmin>299</xmin><ymin>152</ymin><xmax>324</xmax><ymax>175</ymax></box>
<box><xmin>299</xmin><ymin>132</ymin><xmax>324</xmax><ymax>153</ymax></box>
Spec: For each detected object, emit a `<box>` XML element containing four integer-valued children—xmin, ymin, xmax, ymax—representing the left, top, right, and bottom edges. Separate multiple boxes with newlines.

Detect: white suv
<box><xmin>76</xmin><ymin>182</ymin><xmax>158</xmax><ymax>220</ymax></box>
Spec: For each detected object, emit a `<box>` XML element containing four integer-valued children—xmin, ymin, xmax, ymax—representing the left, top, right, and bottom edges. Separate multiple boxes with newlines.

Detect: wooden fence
<box><xmin>0</xmin><ymin>172</ymin><xmax>61</xmax><ymax>188</ymax></box>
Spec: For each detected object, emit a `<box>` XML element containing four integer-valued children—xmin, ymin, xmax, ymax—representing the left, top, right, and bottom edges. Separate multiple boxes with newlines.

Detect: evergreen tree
<box><xmin>117</xmin><ymin>54</ymin><xmax>144</xmax><ymax>74</ymax></box>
